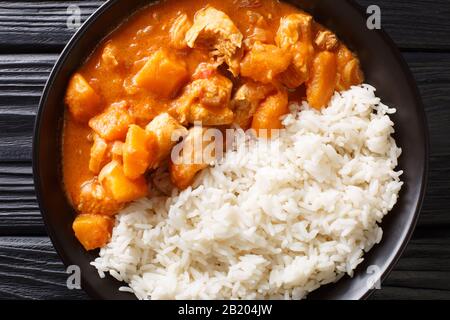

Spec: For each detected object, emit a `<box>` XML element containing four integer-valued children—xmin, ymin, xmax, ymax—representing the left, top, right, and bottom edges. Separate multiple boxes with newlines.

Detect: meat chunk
<box><xmin>76</xmin><ymin>179</ymin><xmax>123</xmax><ymax>216</ymax></box>
<box><xmin>89</xmin><ymin>101</ymin><xmax>135</xmax><ymax>141</ymax></box>
<box><xmin>240</xmin><ymin>42</ymin><xmax>291</xmax><ymax>84</ymax></box>
<box><xmin>251</xmin><ymin>87</ymin><xmax>289</xmax><ymax>137</ymax></box>
<box><xmin>145</xmin><ymin>113</ymin><xmax>189</xmax><ymax>168</ymax></box>
<box><xmin>185</xmin><ymin>7</ymin><xmax>243</xmax><ymax>76</ymax></box>
<box><xmin>101</xmin><ymin>41</ymin><xmax>119</xmax><ymax>69</ymax></box>
<box><xmin>188</xmin><ymin>104</ymin><xmax>234</xmax><ymax>125</ymax></box>
<box><xmin>123</xmin><ymin>125</ymin><xmax>158</xmax><ymax>179</ymax></box>
<box><xmin>243</xmin><ymin>11</ymin><xmax>273</xmax><ymax>49</ymax></box>
<box><xmin>99</xmin><ymin>160</ymin><xmax>148</xmax><ymax>203</ymax></box>
<box><xmin>336</xmin><ymin>45</ymin><xmax>364</xmax><ymax>91</ymax></box>
<box><xmin>306</xmin><ymin>51</ymin><xmax>338</xmax><ymax>109</ymax></box>
<box><xmin>275</xmin><ymin>14</ymin><xmax>315</xmax><ymax>88</ymax></box>
<box><xmin>231</xmin><ymin>81</ymin><xmax>275</xmax><ymax>129</ymax></box>
<box><xmin>73</xmin><ymin>214</ymin><xmax>114</xmax><ymax>251</ymax></box>
<box><xmin>275</xmin><ymin>13</ymin><xmax>313</xmax><ymax>48</ymax></box>
<box><xmin>65</xmin><ymin>73</ymin><xmax>102</xmax><ymax>123</ymax></box>
<box><xmin>170</xmin><ymin>127</ymin><xmax>212</xmax><ymax>190</ymax></box>
<box><xmin>89</xmin><ymin>135</ymin><xmax>111</xmax><ymax>174</ymax></box>
<box><xmin>171</xmin><ymin>73</ymin><xmax>234</xmax><ymax>125</ymax></box>
<box><xmin>133</xmin><ymin>49</ymin><xmax>189</xmax><ymax>98</ymax></box>
<box><xmin>169</xmin><ymin>13</ymin><xmax>192</xmax><ymax>49</ymax></box>
<box><xmin>314</xmin><ymin>30</ymin><xmax>339</xmax><ymax>51</ymax></box>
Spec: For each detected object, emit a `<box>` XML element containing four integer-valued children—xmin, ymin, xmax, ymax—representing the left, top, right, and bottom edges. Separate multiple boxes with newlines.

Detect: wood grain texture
<box><xmin>0</xmin><ymin>1</ymin><xmax>450</xmax><ymax>52</ymax></box>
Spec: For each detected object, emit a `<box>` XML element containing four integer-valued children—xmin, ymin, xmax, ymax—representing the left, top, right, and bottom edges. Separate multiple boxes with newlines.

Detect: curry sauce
<box><xmin>63</xmin><ymin>0</ymin><xmax>363</xmax><ymax>250</ymax></box>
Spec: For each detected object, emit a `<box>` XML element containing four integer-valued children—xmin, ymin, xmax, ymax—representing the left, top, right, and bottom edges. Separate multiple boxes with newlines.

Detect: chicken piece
<box><xmin>336</xmin><ymin>45</ymin><xmax>364</xmax><ymax>91</ymax></box>
<box><xmin>145</xmin><ymin>113</ymin><xmax>189</xmax><ymax>168</ymax></box>
<box><xmin>243</xmin><ymin>11</ymin><xmax>273</xmax><ymax>49</ymax></box>
<box><xmin>89</xmin><ymin>101</ymin><xmax>135</xmax><ymax>141</ymax></box>
<box><xmin>275</xmin><ymin>13</ymin><xmax>313</xmax><ymax>49</ymax></box>
<box><xmin>185</xmin><ymin>6</ymin><xmax>243</xmax><ymax>76</ymax></box>
<box><xmin>306</xmin><ymin>51</ymin><xmax>338</xmax><ymax>109</ymax></box>
<box><xmin>123</xmin><ymin>125</ymin><xmax>158</xmax><ymax>179</ymax></box>
<box><xmin>171</xmin><ymin>73</ymin><xmax>234</xmax><ymax>125</ymax></box>
<box><xmin>231</xmin><ymin>81</ymin><xmax>275</xmax><ymax>129</ymax></box>
<box><xmin>170</xmin><ymin>127</ymin><xmax>212</xmax><ymax>189</ymax></box>
<box><xmin>99</xmin><ymin>160</ymin><xmax>148</xmax><ymax>203</ymax></box>
<box><xmin>251</xmin><ymin>88</ymin><xmax>289</xmax><ymax>137</ymax></box>
<box><xmin>278</xmin><ymin>41</ymin><xmax>314</xmax><ymax>88</ymax></box>
<box><xmin>314</xmin><ymin>30</ymin><xmax>339</xmax><ymax>51</ymax></box>
<box><xmin>73</xmin><ymin>214</ymin><xmax>114</xmax><ymax>251</ymax></box>
<box><xmin>65</xmin><ymin>73</ymin><xmax>102</xmax><ymax>123</ymax></box>
<box><xmin>275</xmin><ymin>14</ymin><xmax>315</xmax><ymax>88</ymax></box>
<box><xmin>193</xmin><ymin>74</ymin><xmax>233</xmax><ymax>108</ymax></box>
<box><xmin>169</xmin><ymin>13</ymin><xmax>192</xmax><ymax>49</ymax></box>
<box><xmin>101</xmin><ymin>41</ymin><xmax>119</xmax><ymax>69</ymax></box>
<box><xmin>240</xmin><ymin>42</ymin><xmax>291</xmax><ymax>84</ymax></box>
<box><xmin>89</xmin><ymin>135</ymin><xmax>111</xmax><ymax>174</ymax></box>
<box><xmin>133</xmin><ymin>49</ymin><xmax>189</xmax><ymax>98</ymax></box>
<box><xmin>76</xmin><ymin>179</ymin><xmax>123</xmax><ymax>216</ymax></box>
<box><xmin>188</xmin><ymin>104</ymin><xmax>234</xmax><ymax>126</ymax></box>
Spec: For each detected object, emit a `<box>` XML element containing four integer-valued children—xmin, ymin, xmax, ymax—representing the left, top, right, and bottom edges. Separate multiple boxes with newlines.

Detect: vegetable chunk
<box><xmin>99</xmin><ymin>161</ymin><xmax>148</xmax><ymax>202</ymax></box>
<box><xmin>251</xmin><ymin>88</ymin><xmax>289</xmax><ymax>137</ymax></box>
<box><xmin>77</xmin><ymin>179</ymin><xmax>123</xmax><ymax>216</ymax></box>
<box><xmin>306</xmin><ymin>51</ymin><xmax>337</xmax><ymax>109</ymax></box>
<box><xmin>133</xmin><ymin>49</ymin><xmax>188</xmax><ymax>98</ymax></box>
<box><xmin>73</xmin><ymin>214</ymin><xmax>114</xmax><ymax>251</ymax></box>
<box><xmin>123</xmin><ymin>125</ymin><xmax>158</xmax><ymax>179</ymax></box>
<box><xmin>89</xmin><ymin>101</ymin><xmax>135</xmax><ymax>141</ymax></box>
<box><xmin>65</xmin><ymin>73</ymin><xmax>102</xmax><ymax>123</ymax></box>
<box><xmin>240</xmin><ymin>42</ymin><xmax>290</xmax><ymax>84</ymax></box>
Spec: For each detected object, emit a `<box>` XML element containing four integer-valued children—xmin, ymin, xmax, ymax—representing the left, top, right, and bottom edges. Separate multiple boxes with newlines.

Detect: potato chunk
<box><xmin>170</xmin><ymin>127</ymin><xmax>211</xmax><ymax>190</ymax></box>
<box><xmin>77</xmin><ymin>179</ymin><xmax>123</xmax><ymax>216</ymax></box>
<box><xmin>251</xmin><ymin>88</ymin><xmax>289</xmax><ymax>137</ymax></box>
<box><xmin>240</xmin><ymin>42</ymin><xmax>291</xmax><ymax>84</ymax></box>
<box><xmin>133</xmin><ymin>49</ymin><xmax>188</xmax><ymax>98</ymax></box>
<box><xmin>123</xmin><ymin>125</ymin><xmax>158</xmax><ymax>179</ymax></box>
<box><xmin>89</xmin><ymin>101</ymin><xmax>135</xmax><ymax>141</ymax></box>
<box><xmin>306</xmin><ymin>51</ymin><xmax>337</xmax><ymax>109</ymax></box>
<box><xmin>65</xmin><ymin>73</ymin><xmax>102</xmax><ymax>123</ymax></box>
<box><xmin>99</xmin><ymin>161</ymin><xmax>148</xmax><ymax>202</ymax></box>
<box><xmin>73</xmin><ymin>214</ymin><xmax>114</xmax><ymax>251</ymax></box>
<box><xmin>145</xmin><ymin>113</ymin><xmax>188</xmax><ymax>168</ymax></box>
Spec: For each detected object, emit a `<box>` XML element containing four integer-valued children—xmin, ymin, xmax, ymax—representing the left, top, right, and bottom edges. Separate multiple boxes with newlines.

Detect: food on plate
<box><xmin>61</xmin><ymin>0</ymin><xmax>402</xmax><ymax>300</ymax></box>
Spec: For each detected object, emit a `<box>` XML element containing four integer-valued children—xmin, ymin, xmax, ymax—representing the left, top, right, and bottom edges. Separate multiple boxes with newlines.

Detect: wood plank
<box><xmin>0</xmin><ymin>235</ymin><xmax>448</xmax><ymax>300</ymax></box>
<box><xmin>0</xmin><ymin>1</ymin><xmax>450</xmax><ymax>52</ymax></box>
<box><xmin>0</xmin><ymin>237</ymin><xmax>88</xmax><ymax>299</ymax></box>
<box><xmin>0</xmin><ymin>52</ymin><xmax>449</xmax><ymax>233</ymax></box>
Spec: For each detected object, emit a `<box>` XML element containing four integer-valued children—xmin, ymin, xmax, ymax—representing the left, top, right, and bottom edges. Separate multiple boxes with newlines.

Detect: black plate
<box><xmin>33</xmin><ymin>0</ymin><xmax>429</xmax><ymax>300</ymax></box>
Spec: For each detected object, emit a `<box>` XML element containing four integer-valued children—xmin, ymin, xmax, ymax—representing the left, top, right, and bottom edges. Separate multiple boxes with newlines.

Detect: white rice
<box><xmin>91</xmin><ymin>84</ymin><xmax>403</xmax><ymax>300</ymax></box>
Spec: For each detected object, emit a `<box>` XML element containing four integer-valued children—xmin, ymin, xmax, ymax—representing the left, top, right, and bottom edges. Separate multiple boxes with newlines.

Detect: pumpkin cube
<box><xmin>72</xmin><ymin>214</ymin><xmax>114</xmax><ymax>251</ymax></box>
<box><xmin>65</xmin><ymin>73</ymin><xmax>102</xmax><ymax>122</ymax></box>
<box><xmin>89</xmin><ymin>101</ymin><xmax>135</xmax><ymax>141</ymax></box>
<box><xmin>99</xmin><ymin>161</ymin><xmax>148</xmax><ymax>202</ymax></box>
<box><xmin>123</xmin><ymin>125</ymin><xmax>158</xmax><ymax>179</ymax></box>
<box><xmin>133</xmin><ymin>49</ymin><xmax>188</xmax><ymax>98</ymax></box>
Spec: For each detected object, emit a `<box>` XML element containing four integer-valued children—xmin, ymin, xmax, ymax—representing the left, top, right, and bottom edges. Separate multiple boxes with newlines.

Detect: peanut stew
<box><xmin>63</xmin><ymin>0</ymin><xmax>364</xmax><ymax>251</ymax></box>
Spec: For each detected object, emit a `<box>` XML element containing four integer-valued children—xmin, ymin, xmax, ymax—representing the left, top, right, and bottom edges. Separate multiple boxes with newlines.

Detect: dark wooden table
<box><xmin>0</xmin><ymin>0</ymin><xmax>449</xmax><ymax>300</ymax></box>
